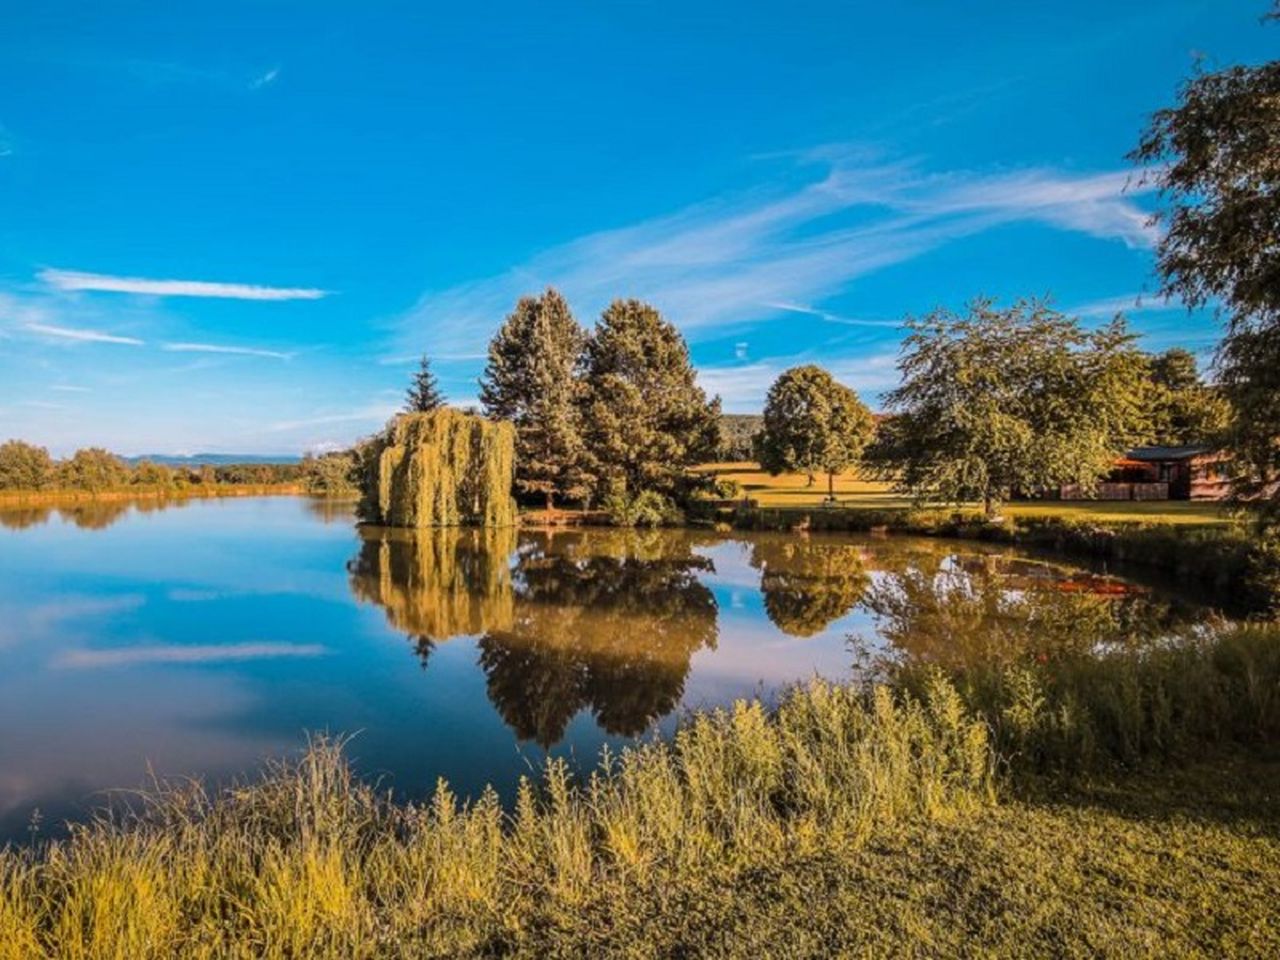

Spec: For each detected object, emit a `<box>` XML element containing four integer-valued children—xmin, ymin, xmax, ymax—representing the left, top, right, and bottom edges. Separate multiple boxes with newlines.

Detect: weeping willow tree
<box><xmin>357</xmin><ymin>409</ymin><xmax>517</xmax><ymax>528</ymax></box>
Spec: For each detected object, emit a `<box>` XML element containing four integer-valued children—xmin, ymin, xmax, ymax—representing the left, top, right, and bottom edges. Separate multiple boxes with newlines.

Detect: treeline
<box><xmin>392</xmin><ymin>292</ymin><xmax>721</xmax><ymax>520</ymax></box>
<box><xmin>0</xmin><ymin>440</ymin><xmax>303</xmax><ymax>493</ymax></box>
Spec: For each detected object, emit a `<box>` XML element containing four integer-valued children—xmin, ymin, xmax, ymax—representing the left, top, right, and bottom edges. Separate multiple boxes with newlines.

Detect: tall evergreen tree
<box><xmin>404</xmin><ymin>355</ymin><xmax>446</xmax><ymax>412</ymax></box>
<box><xmin>582</xmin><ymin>299</ymin><xmax>720</xmax><ymax>499</ymax></box>
<box><xmin>480</xmin><ymin>289</ymin><xmax>589</xmax><ymax>510</ymax></box>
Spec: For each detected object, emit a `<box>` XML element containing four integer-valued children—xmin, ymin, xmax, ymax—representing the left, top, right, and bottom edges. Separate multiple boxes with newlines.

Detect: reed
<box><xmin>1</xmin><ymin>625</ymin><xmax>1277</xmax><ymax>957</ymax></box>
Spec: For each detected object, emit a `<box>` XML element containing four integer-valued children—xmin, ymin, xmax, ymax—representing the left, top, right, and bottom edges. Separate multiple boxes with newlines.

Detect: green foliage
<box><xmin>1131</xmin><ymin>43</ymin><xmax>1280</xmax><ymax>334</ymax></box>
<box><xmin>715</xmin><ymin>414</ymin><xmax>763</xmax><ymax>462</ymax></box>
<box><xmin>302</xmin><ymin>450</ymin><xmax>359</xmax><ymax>497</ymax></box>
<box><xmin>894</xmin><ymin>625</ymin><xmax>1280</xmax><ymax>777</ymax></box>
<box><xmin>870</xmin><ymin>298</ymin><xmax>1151</xmax><ymax>516</ymax></box>
<box><xmin>403</xmin><ymin>354</ymin><xmax>447</xmax><ymax>413</ymax></box>
<box><xmin>710</xmin><ymin>476</ymin><xmax>742</xmax><ymax>499</ymax></box>
<box><xmin>749</xmin><ymin>537</ymin><xmax>870</xmax><ymax>636</ymax></box>
<box><xmin>57</xmin><ymin>448</ymin><xmax>132</xmax><ymax>492</ymax></box>
<box><xmin>1218</xmin><ymin>325</ymin><xmax>1280</xmax><ymax>487</ymax></box>
<box><xmin>757</xmin><ymin>365</ymin><xmax>874</xmax><ymax>496</ymax></box>
<box><xmin>1145</xmin><ymin>347</ymin><xmax>1230</xmax><ymax>446</ymax></box>
<box><xmin>1132</xmin><ymin>31</ymin><xmax>1280</xmax><ymax>488</ymax></box>
<box><xmin>131</xmin><ymin>460</ymin><xmax>175</xmax><ymax>488</ymax></box>
<box><xmin>480</xmin><ymin>289</ymin><xmax>590</xmax><ymax>509</ymax></box>
<box><xmin>582</xmin><ymin>299</ymin><xmax>721</xmax><ymax>501</ymax></box>
<box><xmin>0</xmin><ymin>439</ymin><xmax>55</xmax><ymax>490</ymax></box>
<box><xmin>357</xmin><ymin>409</ymin><xmax>517</xmax><ymax>528</ymax></box>
<box><xmin>603</xmin><ymin>488</ymin><xmax>684</xmax><ymax>527</ymax></box>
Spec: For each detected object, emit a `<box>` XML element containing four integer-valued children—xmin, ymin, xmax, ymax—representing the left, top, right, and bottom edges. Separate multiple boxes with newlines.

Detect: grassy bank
<box><xmin>2</xmin><ymin>626</ymin><xmax>1277</xmax><ymax>958</ymax></box>
<box><xmin>0</xmin><ymin>484</ymin><xmax>304</xmax><ymax>507</ymax></box>
<box><xmin>697</xmin><ymin>462</ymin><xmax>1235</xmax><ymax>525</ymax></box>
<box><xmin>727</xmin><ymin>502</ymin><xmax>1275</xmax><ymax>615</ymax></box>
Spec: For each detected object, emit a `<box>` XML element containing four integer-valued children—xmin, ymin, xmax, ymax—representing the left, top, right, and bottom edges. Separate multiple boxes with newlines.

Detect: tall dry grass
<box><xmin>0</xmin><ymin>677</ymin><xmax>991</xmax><ymax>958</ymax></box>
<box><xmin>1</xmin><ymin>624</ymin><xmax>1276</xmax><ymax>957</ymax></box>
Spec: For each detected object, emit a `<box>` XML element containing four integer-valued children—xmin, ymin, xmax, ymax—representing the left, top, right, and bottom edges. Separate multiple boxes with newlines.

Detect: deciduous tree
<box><xmin>0</xmin><ymin>439</ymin><xmax>55</xmax><ymax>490</ymax></box>
<box><xmin>1132</xmin><ymin>19</ymin><xmax>1280</xmax><ymax>484</ymax></box>
<box><xmin>1145</xmin><ymin>348</ymin><xmax>1229</xmax><ymax>447</ymax></box>
<box><xmin>58</xmin><ymin>448</ymin><xmax>132</xmax><ymax>492</ymax></box>
<box><xmin>756</xmin><ymin>365</ymin><xmax>875</xmax><ymax>501</ymax></box>
<box><xmin>869</xmin><ymin>298</ymin><xmax>1149</xmax><ymax>517</ymax></box>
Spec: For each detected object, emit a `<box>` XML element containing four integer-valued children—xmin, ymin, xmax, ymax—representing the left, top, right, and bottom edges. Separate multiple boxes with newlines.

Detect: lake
<box><xmin>0</xmin><ymin>496</ymin><xmax>1224</xmax><ymax>841</ymax></box>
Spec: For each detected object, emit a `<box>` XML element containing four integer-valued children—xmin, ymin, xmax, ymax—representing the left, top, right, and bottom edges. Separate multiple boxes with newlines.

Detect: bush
<box><xmin>603</xmin><ymin>489</ymin><xmax>684</xmax><ymax>527</ymax></box>
<box><xmin>0</xmin><ymin>440</ymin><xmax>55</xmax><ymax>491</ymax></box>
<box><xmin>302</xmin><ymin>451</ymin><xmax>359</xmax><ymax>497</ymax></box>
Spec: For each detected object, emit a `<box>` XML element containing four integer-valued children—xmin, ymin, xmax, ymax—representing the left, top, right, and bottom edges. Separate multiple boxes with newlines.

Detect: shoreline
<box><xmin>0</xmin><ymin>483</ymin><xmax>304</xmax><ymax>507</ymax></box>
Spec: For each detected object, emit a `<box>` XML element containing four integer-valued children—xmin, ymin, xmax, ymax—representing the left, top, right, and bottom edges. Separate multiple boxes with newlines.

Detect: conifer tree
<box><xmin>480</xmin><ymin>289</ymin><xmax>589</xmax><ymax>510</ymax></box>
<box><xmin>582</xmin><ymin>299</ymin><xmax>720</xmax><ymax>499</ymax></box>
<box><xmin>404</xmin><ymin>355</ymin><xmax>446</xmax><ymax>413</ymax></box>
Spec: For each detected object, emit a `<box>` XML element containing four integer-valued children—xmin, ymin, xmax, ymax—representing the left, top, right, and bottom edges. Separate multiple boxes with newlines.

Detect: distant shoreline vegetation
<box><xmin>0</xmin><ymin>439</ymin><xmax>339</xmax><ymax>498</ymax></box>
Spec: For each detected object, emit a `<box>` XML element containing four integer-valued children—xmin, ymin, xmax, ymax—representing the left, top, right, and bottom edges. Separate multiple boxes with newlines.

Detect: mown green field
<box><xmin>697</xmin><ymin>462</ymin><xmax>1236</xmax><ymax>525</ymax></box>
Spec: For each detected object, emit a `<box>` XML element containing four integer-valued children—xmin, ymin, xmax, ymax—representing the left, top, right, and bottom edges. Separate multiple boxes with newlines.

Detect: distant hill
<box><xmin>125</xmin><ymin>453</ymin><xmax>303</xmax><ymax>467</ymax></box>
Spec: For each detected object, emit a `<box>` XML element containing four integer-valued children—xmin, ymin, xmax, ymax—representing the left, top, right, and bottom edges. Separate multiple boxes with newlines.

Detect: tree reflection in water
<box><xmin>347</xmin><ymin>525</ymin><xmax>518</xmax><ymax>666</ymax></box>
<box><xmin>748</xmin><ymin>534</ymin><xmax>871</xmax><ymax>637</ymax></box>
<box><xmin>0</xmin><ymin>506</ymin><xmax>54</xmax><ymax>530</ymax></box>
<box><xmin>0</xmin><ymin>498</ymin><xmax>194</xmax><ymax>531</ymax></box>
<box><xmin>348</xmin><ymin>527</ymin><xmax>718</xmax><ymax>746</ymax></box>
<box><xmin>856</xmin><ymin>547</ymin><xmax>1196</xmax><ymax>674</ymax></box>
<box><xmin>347</xmin><ymin>525</ymin><xmax>1212</xmax><ymax>746</ymax></box>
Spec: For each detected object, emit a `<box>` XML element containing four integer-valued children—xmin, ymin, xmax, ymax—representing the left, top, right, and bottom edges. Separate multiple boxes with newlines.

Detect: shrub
<box><xmin>0</xmin><ymin>440</ymin><xmax>55</xmax><ymax>491</ymax></box>
<box><xmin>603</xmin><ymin>489</ymin><xmax>684</xmax><ymax>527</ymax></box>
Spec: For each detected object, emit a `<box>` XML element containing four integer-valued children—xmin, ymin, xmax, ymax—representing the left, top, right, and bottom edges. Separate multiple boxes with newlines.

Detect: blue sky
<box><xmin>0</xmin><ymin>1</ymin><xmax>1274</xmax><ymax>456</ymax></box>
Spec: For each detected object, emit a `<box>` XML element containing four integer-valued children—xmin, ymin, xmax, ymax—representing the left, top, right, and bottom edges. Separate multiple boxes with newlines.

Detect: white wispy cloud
<box><xmin>162</xmin><ymin>342</ymin><xmax>295</xmax><ymax>360</ymax></box>
<box><xmin>39</xmin><ymin>269</ymin><xmax>329</xmax><ymax>301</ymax></box>
<box><xmin>395</xmin><ymin>157</ymin><xmax>1156</xmax><ymax>356</ymax></box>
<box><xmin>250</xmin><ymin>66</ymin><xmax>281</xmax><ymax>89</ymax></box>
<box><xmin>766</xmin><ymin>301</ymin><xmax>903</xmax><ymax>328</ymax></box>
<box><xmin>266</xmin><ymin>404</ymin><xmax>400</xmax><ymax>433</ymax></box>
<box><xmin>1067</xmin><ymin>292</ymin><xmax>1178</xmax><ymax>318</ymax></box>
<box><xmin>23</xmin><ymin>322</ymin><xmax>144</xmax><ymax>345</ymax></box>
<box><xmin>54</xmin><ymin>642</ymin><xmax>329</xmax><ymax>669</ymax></box>
<box><xmin>697</xmin><ymin>350</ymin><xmax>901</xmax><ymax>412</ymax></box>
<box><xmin>51</xmin><ymin>384</ymin><xmax>91</xmax><ymax>392</ymax></box>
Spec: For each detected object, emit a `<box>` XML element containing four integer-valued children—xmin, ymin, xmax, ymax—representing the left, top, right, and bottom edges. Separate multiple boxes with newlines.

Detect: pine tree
<box><xmin>404</xmin><ymin>355</ymin><xmax>446</xmax><ymax>413</ymax></box>
<box><xmin>479</xmin><ymin>289</ymin><xmax>589</xmax><ymax>510</ymax></box>
<box><xmin>582</xmin><ymin>299</ymin><xmax>720</xmax><ymax>500</ymax></box>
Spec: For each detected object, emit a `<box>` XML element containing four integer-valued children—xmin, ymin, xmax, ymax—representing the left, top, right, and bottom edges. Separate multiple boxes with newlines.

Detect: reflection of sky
<box><xmin>0</xmin><ymin>498</ymin><xmax>1209</xmax><ymax>841</ymax></box>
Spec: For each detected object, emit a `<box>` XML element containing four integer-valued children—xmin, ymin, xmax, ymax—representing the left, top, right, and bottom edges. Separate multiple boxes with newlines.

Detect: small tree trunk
<box><xmin>827</xmin><ymin>472</ymin><xmax>835</xmax><ymax>501</ymax></box>
<box><xmin>545</xmin><ymin>490</ymin><xmax>555</xmax><ymax>513</ymax></box>
<box><xmin>806</xmin><ymin>473</ymin><xmax>816</xmax><ymax>488</ymax></box>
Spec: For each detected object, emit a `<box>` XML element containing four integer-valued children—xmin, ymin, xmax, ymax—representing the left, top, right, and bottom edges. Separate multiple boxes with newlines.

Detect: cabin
<box><xmin>1057</xmin><ymin>446</ymin><xmax>1230</xmax><ymax>501</ymax></box>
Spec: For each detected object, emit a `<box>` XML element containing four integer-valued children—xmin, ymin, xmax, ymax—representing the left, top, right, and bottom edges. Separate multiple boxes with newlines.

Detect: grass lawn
<box><xmin>697</xmin><ymin>462</ymin><xmax>1236</xmax><ymax>526</ymax></box>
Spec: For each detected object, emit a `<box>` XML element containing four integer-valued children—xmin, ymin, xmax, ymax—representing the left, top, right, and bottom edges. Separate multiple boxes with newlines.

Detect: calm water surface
<box><xmin>0</xmin><ymin>496</ymin><xmax>1224</xmax><ymax>840</ymax></box>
